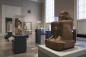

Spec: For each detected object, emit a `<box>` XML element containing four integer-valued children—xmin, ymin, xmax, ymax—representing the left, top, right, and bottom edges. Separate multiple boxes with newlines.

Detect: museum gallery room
<box><xmin>0</xmin><ymin>0</ymin><xmax>86</xmax><ymax>57</ymax></box>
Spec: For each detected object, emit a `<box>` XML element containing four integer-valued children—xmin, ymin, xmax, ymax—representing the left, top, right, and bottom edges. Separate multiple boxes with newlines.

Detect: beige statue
<box><xmin>45</xmin><ymin>11</ymin><xmax>75</xmax><ymax>51</ymax></box>
<box><xmin>15</xmin><ymin>19</ymin><xmax>25</xmax><ymax>35</ymax></box>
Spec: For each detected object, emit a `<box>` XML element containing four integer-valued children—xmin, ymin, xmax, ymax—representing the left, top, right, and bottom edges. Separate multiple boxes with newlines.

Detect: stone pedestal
<box><xmin>39</xmin><ymin>41</ymin><xmax>86</xmax><ymax>57</ymax></box>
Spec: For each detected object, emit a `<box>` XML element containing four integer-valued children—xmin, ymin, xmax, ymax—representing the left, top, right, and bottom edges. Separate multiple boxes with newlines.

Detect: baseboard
<box><xmin>77</xmin><ymin>34</ymin><xmax>86</xmax><ymax>38</ymax></box>
<box><xmin>0</xmin><ymin>33</ymin><xmax>4</xmax><ymax>37</ymax></box>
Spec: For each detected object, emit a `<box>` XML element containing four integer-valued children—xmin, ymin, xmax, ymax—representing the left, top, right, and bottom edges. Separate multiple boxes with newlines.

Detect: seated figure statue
<box><xmin>45</xmin><ymin>11</ymin><xmax>75</xmax><ymax>51</ymax></box>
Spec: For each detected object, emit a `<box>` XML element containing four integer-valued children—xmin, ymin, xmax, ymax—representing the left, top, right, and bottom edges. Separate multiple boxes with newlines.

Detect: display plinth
<box><xmin>38</xmin><ymin>41</ymin><xmax>86</xmax><ymax>57</ymax></box>
<box><xmin>12</xmin><ymin>35</ymin><xmax>28</xmax><ymax>54</ymax></box>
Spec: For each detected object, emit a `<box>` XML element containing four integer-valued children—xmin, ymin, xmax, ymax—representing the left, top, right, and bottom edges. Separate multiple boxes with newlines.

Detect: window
<box><xmin>77</xmin><ymin>0</ymin><xmax>86</xmax><ymax>19</ymax></box>
<box><xmin>45</xmin><ymin>0</ymin><xmax>54</xmax><ymax>23</ymax></box>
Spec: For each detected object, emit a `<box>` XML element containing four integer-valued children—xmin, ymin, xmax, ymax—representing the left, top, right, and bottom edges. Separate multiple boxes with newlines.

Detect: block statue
<box><xmin>45</xmin><ymin>11</ymin><xmax>75</xmax><ymax>51</ymax></box>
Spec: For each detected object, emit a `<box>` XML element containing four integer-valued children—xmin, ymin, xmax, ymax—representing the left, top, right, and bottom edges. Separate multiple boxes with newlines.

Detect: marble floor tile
<box><xmin>0</xmin><ymin>32</ymin><xmax>45</xmax><ymax>57</ymax></box>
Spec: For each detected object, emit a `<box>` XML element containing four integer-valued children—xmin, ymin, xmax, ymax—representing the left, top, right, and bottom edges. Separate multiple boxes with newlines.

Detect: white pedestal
<box><xmin>38</xmin><ymin>41</ymin><xmax>86</xmax><ymax>57</ymax></box>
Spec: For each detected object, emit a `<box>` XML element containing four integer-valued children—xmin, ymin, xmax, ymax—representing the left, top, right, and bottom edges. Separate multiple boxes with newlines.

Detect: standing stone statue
<box><xmin>45</xmin><ymin>11</ymin><xmax>75</xmax><ymax>51</ymax></box>
<box><xmin>15</xmin><ymin>19</ymin><xmax>25</xmax><ymax>35</ymax></box>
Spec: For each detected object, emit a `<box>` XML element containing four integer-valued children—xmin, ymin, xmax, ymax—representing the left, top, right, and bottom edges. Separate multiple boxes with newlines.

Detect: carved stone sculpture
<box><xmin>15</xmin><ymin>19</ymin><xmax>25</xmax><ymax>35</ymax></box>
<box><xmin>45</xmin><ymin>11</ymin><xmax>75</xmax><ymax>51</ymax></box>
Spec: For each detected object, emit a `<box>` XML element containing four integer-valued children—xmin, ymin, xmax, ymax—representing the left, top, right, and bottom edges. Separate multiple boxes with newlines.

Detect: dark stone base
<box><xmin>12</xmin><ymin>35</ymin><xmax>27</xmax><ymax>54</ymax></box>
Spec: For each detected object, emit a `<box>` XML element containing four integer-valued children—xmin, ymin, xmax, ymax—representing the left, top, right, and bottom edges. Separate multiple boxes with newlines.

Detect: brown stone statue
<box><xmin>45</xmin><ymin>11</ymin><xmax>75</xmax><ymax>51</ymax></box>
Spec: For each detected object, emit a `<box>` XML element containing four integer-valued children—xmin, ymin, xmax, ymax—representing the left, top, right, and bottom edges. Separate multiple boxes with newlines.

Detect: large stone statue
<box><xmin>45</xmin><ymin>11</ymin><xmax>75</xmax><ymax>51</ymax></box>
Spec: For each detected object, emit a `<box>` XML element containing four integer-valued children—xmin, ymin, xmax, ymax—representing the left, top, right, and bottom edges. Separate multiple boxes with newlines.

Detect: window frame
<box><xmin>77</xmin><ymin>0</ymin><xmax>86</xmax><ymax>20</ymax></box>
<box><xmin>45</xmin><ymin>0</ymin><xmax>55</xmax><ymax>23</ymax></box>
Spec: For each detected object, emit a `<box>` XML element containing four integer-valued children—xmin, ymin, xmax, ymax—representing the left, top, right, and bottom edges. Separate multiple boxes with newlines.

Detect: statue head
<box><xmin>59</xmin><ymin>11</ymin><xmax>73</xmax><ymax>21</ymax></box>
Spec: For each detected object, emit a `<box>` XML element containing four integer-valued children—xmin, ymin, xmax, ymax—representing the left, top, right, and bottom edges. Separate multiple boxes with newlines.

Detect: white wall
<box><xmin>2</xmin><ymin>5</ymin><xmax>22</xmax><ymax>35</ymax></box>
<box><xmin>2</xmin><ymin>5</ymin><xmax>22</xmax><ymax>17</ymax></box>
<box><xmin>0</xmin><ymin>0</ymin><xmax>23</xmax><ymax>35</ymax></box>
<box><xmin>77</xmin><ymin>20</ymin><xmax>86</xmax><ymax>34</ymax></box>
<box><xmin>73</xmin><ymin>0</ymin><xmax>86</xmax><ymax>35</ymax></box>
<box><xmin>0</xmin><ymin>0</ymin><xmax>42</xmax><ymax>35</ymax></box>
<box><xmin>22</xmin><ymin>1</ymin><xmax>42</xmax><ymax>30</ymax></box>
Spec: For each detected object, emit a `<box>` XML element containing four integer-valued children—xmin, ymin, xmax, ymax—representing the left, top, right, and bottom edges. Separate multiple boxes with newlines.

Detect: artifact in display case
<box><xmin>45</xmin><ymin>11</ymin><xmax>75</xmax><ymax>51</ymax></box>
<box><xmin>12</xmin><ymin>16</ymin><xmax>28</xmax><ymax>54</ymax></box>
<box><xmin>13</xmin><ymin>18</ymin><xmax>26</xmax><ymax>35</ymax></box>
<box><xmin>5</xmin><ymin>18</ymin><xmax>13</xmax><ymax>33</ymax></box>
<box><xmin>5</xmin><ymin>16</ymin><xmax>28</xmax><ymax>40</ymax></box>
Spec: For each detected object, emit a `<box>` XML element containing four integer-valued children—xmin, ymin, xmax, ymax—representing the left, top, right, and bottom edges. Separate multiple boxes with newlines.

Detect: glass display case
<box><xmin>11</xmin><ymin>16</ymin><xmax>28</xmax><ymax>54</ymax></box>
<box><xmin>12</xmin><ymin>16</ymin><xmax>27</xmax><ymax>35</ymax></box>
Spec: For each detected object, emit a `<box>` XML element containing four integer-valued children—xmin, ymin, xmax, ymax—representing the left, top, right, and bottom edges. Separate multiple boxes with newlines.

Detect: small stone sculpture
<box><xmin>15</xmin><ymin>19</ymin><xmax>25</xmax><ymax>35</ymax></box>
<box><xmin>45</xmin><ymin>11</ymin><xmax>75</xmax><ymax>51</ymax></box>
